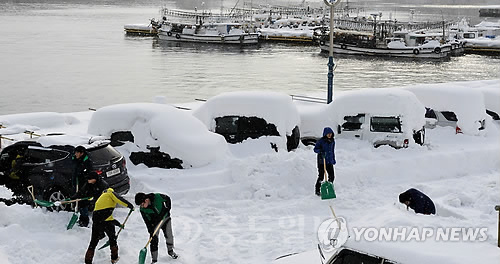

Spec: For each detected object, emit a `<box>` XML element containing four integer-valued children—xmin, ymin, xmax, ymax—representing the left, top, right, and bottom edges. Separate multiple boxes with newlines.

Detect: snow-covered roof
<box><xmin>328</xmin><ymin>88</ymin><xmax>426</xmax><ymax>131</ymax></box>
<box><xmin>87</xmin><ymin>103</ymin><xmax>228</xmax><ymax>168</ymax></box>
<box><xmin>192</xmin><ymin>91</ymin><xmax>301</xmax><ymax>138</ymax></box>
<box><xmin>402</xmin><ymin>84</ymin><xmax>489</xmax><ymax>134</ymax></box>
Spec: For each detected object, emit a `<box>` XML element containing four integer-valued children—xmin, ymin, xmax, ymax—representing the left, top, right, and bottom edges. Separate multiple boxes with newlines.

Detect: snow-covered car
<box><xmin>0</xmin><ymin>135</ymin><xmax>130</xmax><ymax>210</ymax></box>
<box><xmin>404</xmin><ymin>84</ymin><xmax>491</xmax><ymax>134</ymax></box>
<box><xmin>192</xmin><ymin>91</ymin><xmax>301</xmax><ymax>152</ymax></box>
<box><xmin>300</xmin><ymin>89</ymin><xmax>426</xmax><ymax>148</ymax></box>
<box><xmin>88</xmin><ymin>103</ymin><xmax>228</xmax><ymax>169</ymax></box>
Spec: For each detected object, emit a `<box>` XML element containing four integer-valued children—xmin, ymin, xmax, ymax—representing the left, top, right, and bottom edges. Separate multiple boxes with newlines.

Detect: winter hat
<box><xmin>135</xmin><ymin>192</ymin><xmax>147</xmax><ymax>205</ymax></box>
<box><xmin>399</xmin><ymin>191</ymin><xmax>411</xmax><ymax>203</ymax></box>
<box><xmin>86</xmin><ymin>171</ymin><xmax>99</xmax><ymax>180</ymax></box>
<box><xmin>75</xmin><ymin>145</ymin><xmax>86</xmax><ymax>153</ymax></box>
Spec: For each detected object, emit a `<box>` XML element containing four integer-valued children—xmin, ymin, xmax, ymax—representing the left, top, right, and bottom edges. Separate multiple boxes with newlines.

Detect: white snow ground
<box><xmin>0</xmin><ymin>81</ymin><xmax>499</xmax><ymax>264</ymax></box>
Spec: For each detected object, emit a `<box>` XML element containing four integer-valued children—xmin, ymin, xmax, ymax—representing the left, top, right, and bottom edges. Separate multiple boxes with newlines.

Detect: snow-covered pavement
<box><xmin>1</xmin><ymin>81</ymin><xmax>500</xmax><ymax>263</ymax></box>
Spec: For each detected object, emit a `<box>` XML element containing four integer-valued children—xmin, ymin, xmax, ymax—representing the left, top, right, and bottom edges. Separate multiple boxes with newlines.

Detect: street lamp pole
<box><xmin>323</xmin><ymin>0</ymin><xmax>341</xmax><ymax>104</ymax></box>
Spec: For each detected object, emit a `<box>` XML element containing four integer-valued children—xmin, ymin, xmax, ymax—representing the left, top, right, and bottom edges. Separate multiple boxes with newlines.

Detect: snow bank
<box><xmin>295</xmin><ymin>102</ymin><xmax>329</xmax><ymax>139</ymax></box>
<box><xmin>0</xmin><ymin>112</ymin><xmax>79</xmax><ymax>130</ymax></box>
<box><xmin>403</xmin><ymin>83</ymin><xmax>490</xmax><ymax>134</ymax></box>
<box><xmin>192</xmin><ymin>91</ymin><xmax>301</xmax><ymax>140</ymax></box>
<box><xmin>87</xmin><ymin>103</ymin><xmax>229</xmax><ymax>168</ymax></box>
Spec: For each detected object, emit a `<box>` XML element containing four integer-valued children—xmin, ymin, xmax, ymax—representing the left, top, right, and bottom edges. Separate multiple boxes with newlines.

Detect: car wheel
<box><xmin>45</xmin><ymin>189</ymin><xmax>70</xmax><ymax>212</ymax></box>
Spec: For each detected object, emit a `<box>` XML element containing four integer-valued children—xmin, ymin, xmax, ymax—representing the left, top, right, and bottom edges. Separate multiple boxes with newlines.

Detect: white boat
<box><xmin>318</xmin><ymin>29</ymin><xmax>452</xmax><ymax>59</ymax></box>
<box><xmin>449</xmin><ymin>19</ymin><xmax>500</xmax><ymax>54</ymax></box>
<box><xmin>124</xmin><ymin>19</ymin><xmax>163</xmax><ymax>36</ymax></box>
<box><xmin>158</xmin><ymin>22</ymin><xmax>259</xmax><ymax>45</ymax></box>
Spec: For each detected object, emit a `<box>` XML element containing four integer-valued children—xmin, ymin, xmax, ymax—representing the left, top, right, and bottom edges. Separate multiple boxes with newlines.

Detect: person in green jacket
<box><xmin>84</xmin><ymin>188</ymin><xmax>134</xmax><ymax>264</ymax></box>
<box><xmin>135</xmin><ymin>192</ymin><xmax>178</xmax><ymax>262</ymax></box>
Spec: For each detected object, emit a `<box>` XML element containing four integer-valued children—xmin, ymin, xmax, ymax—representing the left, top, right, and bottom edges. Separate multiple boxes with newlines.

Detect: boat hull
<box><xmin>319</xmin><ymin>43</ymin><xmax>450</xmax><ymax>59</ymax></box>
<box><xmin>158</xmin><ymin>30</ymin><xmax>259</xmax><ymax>45</ymax></box>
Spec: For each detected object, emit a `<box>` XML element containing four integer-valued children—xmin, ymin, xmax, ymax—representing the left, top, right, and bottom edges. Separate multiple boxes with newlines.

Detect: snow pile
<box><xmin>420</xmin><ymin>39</ymin><xmax>441</xmax><ymax>48</ymax></box>
<box><xmin>446</xmin><ymin>79</ymin><xmax>500</xmax><ymax>116</ymax></box>
<box><xmin>403</xmin><ymin>84</ymin><xmax>491</xmax><ymax>134</ymax></box>
<box><xmin>387</xmin><ymin>40</ymin><xmax>407</xmax><ymax>48</ymax></box>
<box><xmin>192</xmin><ymin>91</ymin><xmax>300</xmax><ymax>140</ymax></box>
<box><xmin>88</xmin><ymin>103</ymin><xmax>229</xmax><ymax>168</ymax></box>
<box><xmin>0</xmin><ymin>112</ymin><xmax>79</xmax><ymax>130</ymax></box>
<box><xmin>259</xmin><ymin>27</ymin><xmax>313</xmax><ymax>38</ymax></box>
<box><xmin>294</xmin><ymin>101</ymin><xmax>329</xmax><ymax>140</ymax></box>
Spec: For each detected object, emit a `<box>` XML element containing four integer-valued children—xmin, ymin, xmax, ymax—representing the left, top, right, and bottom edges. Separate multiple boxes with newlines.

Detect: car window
<box><xmin>329</xmin><ymin>249</ymin><xmax>398</xmax><ymax>264</ymax></box>
<box><xmin>342</xmin><ymin>114</ymin><xmax>365</xmax><ymax>131</ymax></box>
<box><xmin>215</xmin><ymin>116</ymin><xmax>239</xmax><ymax>134</ymax></box>
<box><xmin>370</xmin><ymin>116</ymin><xmax>402</xmax><ymax>133</ymax></box>
<box><xmin>425</xmin><ymin>107</ymin><xmax>437</xmax><ymax>119</ymax></box>
<box><xmin>25</xmin><ymin>147</ymin><xmax>69</xmax><ymax>164</ymax></box>
<box><xmin>88</xmin><ymin>145</ymin><xmax>121</xmax><ymax>165</ymax></box>
<box><xmin>441</xmin><ymin>111</ymin><xmax>458</xmax><ymax>122</ymax></box>
<box><xmin>486</xmin><ymin>109</ymin><xmax>499</xmax><ymax>120</ymax></box>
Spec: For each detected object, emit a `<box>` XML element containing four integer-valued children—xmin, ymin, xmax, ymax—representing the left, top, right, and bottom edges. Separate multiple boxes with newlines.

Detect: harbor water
<box><xmin>0</xmin><ymin>0</ymin><xmax>499</xmax><ymax>115</ymax></box>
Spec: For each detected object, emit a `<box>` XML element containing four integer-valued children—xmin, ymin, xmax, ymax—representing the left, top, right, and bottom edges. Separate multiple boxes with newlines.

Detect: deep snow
<box><xmin>0</xmin><ymin>80</ymin><xmax>499</xmax><ymax>264</ymax></box>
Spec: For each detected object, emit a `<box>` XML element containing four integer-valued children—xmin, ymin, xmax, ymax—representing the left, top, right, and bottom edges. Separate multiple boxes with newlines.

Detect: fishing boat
<box><xmin>317</xmin><ymin>28</ymin><xmax>453</xmax><ymax>59</ymax></box>
<box><xmin>158</xmin><ymin>22</ymin><xmax>259</xmax><ymax>45</ymax></box>
<box><xmin>124</xmin><ymin>19</ymin><xmax>163</xmax><ymax>36</ymax></box>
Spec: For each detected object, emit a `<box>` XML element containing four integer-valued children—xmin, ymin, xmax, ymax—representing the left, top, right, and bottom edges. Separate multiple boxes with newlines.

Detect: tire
<box><xmin>319</xmin><ymin>40</ymin><xmax>325</xmax><ymax>46</ymax></box>
<box><xmin>434</xmin><ymin>47</ymin><xmax>441</xmax><ymax>54</ymax></box>
<box><xmin>167</xmin><ymin>31</ymin><xmax>172</xmax><ymax>37</ymax></box>
<box><xmin>175</xmin><ymin>33</ymin><xmax>180</xmax><ymax>39</ymax></box>
<box><xmin>341</xmin><ymin>44</ymin><xmax>347</xmax><ymax>49</ymax></box>
<box><xmin>413</xmin><ymin>49</ymin><xmax>419</xmax><ymax>55</ymax></box>
<box><xmin>44</xmin><ymin>188</ymin><xmax>70</xmax><ymax>212</ymax></box>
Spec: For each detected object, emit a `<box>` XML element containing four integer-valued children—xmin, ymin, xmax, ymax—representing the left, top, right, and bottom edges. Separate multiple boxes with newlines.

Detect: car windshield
<box><xmin>370</xmin><ymin>116</ymin><xmax>402</xmax><ymax>133</ymax></box>
<box><xmin>88</xmin><ymin>145</ymin><xmax>121</xmax><ymax>165</ymax></box>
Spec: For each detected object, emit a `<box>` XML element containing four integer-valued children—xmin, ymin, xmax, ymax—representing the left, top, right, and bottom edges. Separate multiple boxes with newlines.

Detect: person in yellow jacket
<box><xmin>84</xmin><ymin>188</ymin><xmax>134</xmax><ymax>264</ymax></box>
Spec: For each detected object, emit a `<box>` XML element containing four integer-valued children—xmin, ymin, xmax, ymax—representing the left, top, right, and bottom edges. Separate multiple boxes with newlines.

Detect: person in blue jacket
<box><xmin>313</xmin><ymin>127</ymin><xmax>336</xmax><ymax>196</ymax></box>
<box><xmin>399</xmin><ymin>188</ymin><xmax>436</xmax><ymax>215</ymax></box>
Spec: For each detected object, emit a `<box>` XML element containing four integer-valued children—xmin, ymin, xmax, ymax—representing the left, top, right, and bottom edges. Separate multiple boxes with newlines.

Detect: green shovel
<box><xmin>320</xmin><ymin>157</ymin><xmax>336</xmax><ymax>200</ymax></box>
<box><xmin>34</xmin><ymin>197</ymin><xmax>92</xmax><ymax>208</ymax></box>
<box><xmin>67</xmin><ymin>185</ymin><xmax>80</xmax><ymax>230</ymax></box>
<box><xmin>98</xmin><ymin>209</ymin><xmax>133</xmax><ymax>250</ymax></box>
<box><xmin>138</xmin><ymin>215</ymin><xmax>169</xmax><ymax>264</ymax></box>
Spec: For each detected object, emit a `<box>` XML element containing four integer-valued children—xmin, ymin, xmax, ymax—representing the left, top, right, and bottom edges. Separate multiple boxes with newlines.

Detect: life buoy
<box><xmin>341</xmin><ymin>44</ymin><xmax>347</xmax><ymax>49</ymax></box>
<box><xmin>167</xmin><ymin>31</ymin><xmax>172</xmax><ymax>37</ymax></box>
<box><xmin>319</xmin><ymin>40</ymin><xmax>325</xmax><ymax>46</ymax></box>
<box><xmin>434</xmin><ymin>47</ymin><xmax>441</xmax><ymax>54</ymax></box>
<box><xmin>413</xmin><ymin>49</ymin><xmax>420</xmax><ymax>55</ymax></box>
<box><xmin>175</xmin><ymin>33</ymin><xmax>180</xmax><ymax>39</ymax></box>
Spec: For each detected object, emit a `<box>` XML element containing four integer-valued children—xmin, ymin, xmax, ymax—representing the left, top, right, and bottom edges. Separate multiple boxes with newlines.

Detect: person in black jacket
<box><xmin>73</xmin><ymin>145</ymin><xmax>93</xmax><ymax>191</ymax></box>
<box><xmin>399</xmin><ymin>188</ymin><xmax>436</xmax><ymax>215</ymax></box>
<box><xmin>72</xmin><ymin>146</ymin><xmax>94</xmax><ymax>227</ymax></box>
<box><xmin>72</xmin><ymin>171</ymin><xmax>109</xmax><ymax>227</ymax></box>
<box><xmin>135</xmin><ymin>192</ymin><xmax>178</xmax><ymax>262</ymax></box>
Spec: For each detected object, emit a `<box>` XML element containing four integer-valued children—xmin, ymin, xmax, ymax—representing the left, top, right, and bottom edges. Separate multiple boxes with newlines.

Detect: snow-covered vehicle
<box><xmin>192</xmin><ymin>91</ymin><xmax>301</xmax><ymax>152</ymax></box>
<box><xmin>300</xmin><ymin>89</ymin><xmax>426</xmax><ymax>148</ymax></box>
<box><xmin>404</xmin><ymin>84</ymin><xmax>491</xmax><ymax>134</ymax></box>
<box><xmin>88</xmin><ymin>103</ymin><xmax>228</xmax><ymax>169</ymax></box>
<box><xmin>0</xmin><ymin>135</ymin><xmax>130</xmax><ymax>210</ymax></box>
